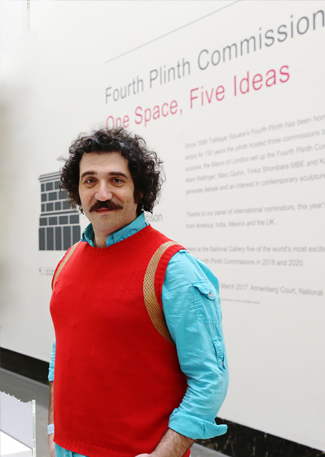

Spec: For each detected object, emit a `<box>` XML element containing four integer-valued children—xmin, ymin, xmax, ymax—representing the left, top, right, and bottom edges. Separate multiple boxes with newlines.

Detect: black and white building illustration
<box><xmin>39</xmin><ymin>172</ymin><xmax>81</xmax><ymax>250</ymax></box>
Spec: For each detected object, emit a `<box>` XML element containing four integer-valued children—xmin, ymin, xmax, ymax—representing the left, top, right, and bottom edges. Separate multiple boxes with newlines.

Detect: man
<box><xmin>48</xmin><ymin>127</ymin><xmax>229</xmax><ymax>457</ymax></box>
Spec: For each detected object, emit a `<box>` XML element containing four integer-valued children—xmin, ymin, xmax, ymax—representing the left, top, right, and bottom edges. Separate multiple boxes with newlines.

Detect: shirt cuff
<box><xmin>169</xmin><ymin>408</ymin><xmax>228</xmax><ymax>439</ymax></box>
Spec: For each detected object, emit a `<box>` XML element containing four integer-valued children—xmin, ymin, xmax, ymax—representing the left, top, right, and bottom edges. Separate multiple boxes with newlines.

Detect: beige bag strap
<box><xmin>52</xmin><ymin>241</ymin><xmax>81</xmax><ymax>290</ymax></box>
<box><xmin>143</xmin><ymin>241</ymin><xmax>179</xmax><ymax>346</ymax></box>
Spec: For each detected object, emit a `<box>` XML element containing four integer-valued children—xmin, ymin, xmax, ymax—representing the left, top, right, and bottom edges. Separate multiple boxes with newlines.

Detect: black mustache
<box><xmin>90</xmin><ymin>200</ymin><xmax>123</xmax><ymax>212</ymax></box>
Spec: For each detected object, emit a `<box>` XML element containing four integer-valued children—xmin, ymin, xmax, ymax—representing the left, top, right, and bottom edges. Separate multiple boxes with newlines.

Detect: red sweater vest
<box><xmin>50</xmin><ymin>226</ymin><xmax>191</xmax><ymax>457</ymax></box>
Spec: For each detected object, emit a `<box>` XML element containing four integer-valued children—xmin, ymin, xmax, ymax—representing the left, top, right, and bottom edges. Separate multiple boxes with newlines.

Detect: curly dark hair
<box><xmin>60</xmin><ymin>127</ymin><xmax>164</xmax><ymax>215</ymax></box>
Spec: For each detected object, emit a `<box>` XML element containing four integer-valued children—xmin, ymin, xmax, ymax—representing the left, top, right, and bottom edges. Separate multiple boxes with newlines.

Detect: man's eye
<box><xmin>112</xmin><ymin>178</ymin><xmax>123</xmax><ymax>184</ymax></box>
<box><xmin>85</xmin><ymin>178</ymin><xmax>95</xmax><ymax>184</ymax></box>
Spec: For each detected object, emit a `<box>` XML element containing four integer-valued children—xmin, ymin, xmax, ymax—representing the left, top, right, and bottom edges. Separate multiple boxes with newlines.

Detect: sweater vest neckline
<box><xmin>83</xmin><ymin>223</ymin><xmax>151</xmax><ymax>252</ymax></box>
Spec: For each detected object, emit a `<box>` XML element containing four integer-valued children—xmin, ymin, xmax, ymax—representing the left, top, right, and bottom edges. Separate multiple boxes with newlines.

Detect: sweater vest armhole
<box><xmin>51</xmin><ymin>241</ymin><xmax>81</xmax><ymax>290</ymax></box>
<box><xmin>142</xmin><ymin>241</ymin><xmax>185</xmax><ymax>346</ymax></box>
<box><xmin>154</xmin><ymin>244</ymin><xmax>186</xmax><ymax>310</ymax></box>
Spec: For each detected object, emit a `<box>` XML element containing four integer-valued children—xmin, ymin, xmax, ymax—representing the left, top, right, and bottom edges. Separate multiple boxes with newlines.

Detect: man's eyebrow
<box><xmin>80</xmin><ymin>171</ymin><xmax>96</xmax><ymax>180</ymax></box>
<box><xmin>107</xmin><ymin>172</ymin><xmax>128</xmax><ymax>179</ymax></box>
<box><xmin>80</xmin><ymin>171</ymin><xmax>129</xmax><ymax>180</ymax></box>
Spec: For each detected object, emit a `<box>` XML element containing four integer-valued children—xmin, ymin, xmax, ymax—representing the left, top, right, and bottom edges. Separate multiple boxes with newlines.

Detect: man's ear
<box><xmin>134</xmin><ymin>190</ymin><xmax>143</xmax><ymax>204</ymax></box>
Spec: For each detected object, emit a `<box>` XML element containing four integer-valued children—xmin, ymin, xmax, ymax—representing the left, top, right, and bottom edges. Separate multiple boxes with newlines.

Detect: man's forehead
<box><xmin>80</xmin><ymin>151</ymin><xmax>127</xmax><ymax>168</ymax></box>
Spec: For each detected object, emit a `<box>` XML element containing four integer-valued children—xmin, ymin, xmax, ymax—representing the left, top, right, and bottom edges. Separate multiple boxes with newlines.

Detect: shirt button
<box><xmin>209</xmin><ymin>292</ymin><xmax>213</xmax><ymax>298</ymax></box>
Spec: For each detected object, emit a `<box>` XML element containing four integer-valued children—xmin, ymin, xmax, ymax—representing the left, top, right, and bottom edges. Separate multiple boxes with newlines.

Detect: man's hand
<box><xmin>135</xmin><ymin>428</ymin><xmax>194</xmax><ymax>457</ymax></box>
<box><xmin>48</xmin><ymin>433</ymin><xmax>55</xmax><ymax>457</ymax></box>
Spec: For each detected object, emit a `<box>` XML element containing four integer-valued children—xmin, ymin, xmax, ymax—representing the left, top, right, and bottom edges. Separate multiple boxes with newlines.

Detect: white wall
<box><xmin>1</xmin><ymin>0</ymin><xmax>324</xmax><ymax>451</ymax></box>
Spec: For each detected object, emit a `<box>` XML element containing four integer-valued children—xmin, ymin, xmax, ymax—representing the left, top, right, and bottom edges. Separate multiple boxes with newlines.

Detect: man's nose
<box><xmin>95</xmin><ymin>182</ymin><xmax>113</xmax><ymax>201</ymax></box>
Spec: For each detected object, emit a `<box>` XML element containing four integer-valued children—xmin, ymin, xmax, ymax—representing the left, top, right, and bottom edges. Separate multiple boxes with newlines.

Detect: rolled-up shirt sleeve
<box><xmin>162</xmin><ymin>250</ymin><xmax>229</xmax><ymax>439</ymax></box>
<box><xmin>48</xmin><ymin>338</ymin><xmax>56</xmax><ymax>382</ymax></box>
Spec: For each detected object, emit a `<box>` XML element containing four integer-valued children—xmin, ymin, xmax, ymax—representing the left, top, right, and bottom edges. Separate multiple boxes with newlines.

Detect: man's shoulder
<box><xmin>167</xmin><ymin>250</ymin><xmax>200</xmax><ymax>273</ymax></box>
<box><xmin>165</xmin><ymin>250</ymin><xmax>220</xmax><ymax>292</ymax></box>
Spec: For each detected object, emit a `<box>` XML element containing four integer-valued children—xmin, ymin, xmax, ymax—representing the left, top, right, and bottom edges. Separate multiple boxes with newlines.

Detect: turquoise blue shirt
<box><xmin>49</xmin><ymin>213</ymin><xmax>228</xmax><ymax>443</ymax></box>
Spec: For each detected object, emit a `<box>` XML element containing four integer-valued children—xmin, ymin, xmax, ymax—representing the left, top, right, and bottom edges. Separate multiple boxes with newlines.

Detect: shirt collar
<box><xmin>81</xmin><ymin>212</ymin><xmax>148</xmax><ymax>247</ymax></box>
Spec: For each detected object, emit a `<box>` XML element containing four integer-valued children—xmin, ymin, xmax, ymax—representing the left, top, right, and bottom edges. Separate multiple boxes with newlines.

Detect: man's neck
<box><xmin>92</xmin><ymin>215</ymin><xmax>140</xmax><ymax>248</ymax></box>
<box><xmin>93</xmin><ymin>233</ymin><xmax>108</xmax><ymax>248</ymax></box>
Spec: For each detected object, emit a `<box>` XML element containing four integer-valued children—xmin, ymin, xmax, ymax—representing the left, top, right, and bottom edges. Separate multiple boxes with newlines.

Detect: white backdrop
<box><xmin>0</xmin><ymin>0</ymin><xmax>324</xmax><ymax>451</ymax></box>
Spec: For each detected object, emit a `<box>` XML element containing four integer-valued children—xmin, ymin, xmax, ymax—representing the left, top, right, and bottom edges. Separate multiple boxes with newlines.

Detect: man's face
<box><xmin>79</xmin><ymin>151</ymin><xmax>139</xmax><ymax>239</ymax></box>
